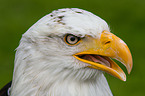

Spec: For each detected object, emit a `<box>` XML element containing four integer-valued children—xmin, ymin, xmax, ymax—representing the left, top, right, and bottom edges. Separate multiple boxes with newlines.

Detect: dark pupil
<box><xmin>70</xmin><ymin>36</ymin><xmax>76</xmax><ymax>41</ymax></box>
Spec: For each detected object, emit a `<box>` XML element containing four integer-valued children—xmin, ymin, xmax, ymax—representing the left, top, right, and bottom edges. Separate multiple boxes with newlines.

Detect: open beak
<box><xmin>73</xmin><ymin>31</ymin><xmax>133</xmax><ymax>81</ymax></box>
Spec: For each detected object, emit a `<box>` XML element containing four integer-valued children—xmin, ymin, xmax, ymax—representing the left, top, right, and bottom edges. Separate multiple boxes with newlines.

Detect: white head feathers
<box><xmin>24</xmin><ymin>8</ymin><xmax>110</xmax><ymax>39</ymax></box>
<box><xmin>10</xmin><ymin>8</ymin><xmax>112</xmax><ymax>96</ymax></box>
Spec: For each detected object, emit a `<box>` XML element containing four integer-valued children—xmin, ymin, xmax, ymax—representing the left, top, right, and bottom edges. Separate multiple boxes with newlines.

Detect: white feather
<box><xmin>10</xmin><ymin>8</ymin><xmax>112</xmax><ymax>96</ymax></box>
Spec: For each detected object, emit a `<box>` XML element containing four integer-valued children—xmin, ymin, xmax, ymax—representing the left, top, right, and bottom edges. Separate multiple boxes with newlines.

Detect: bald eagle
<box><xmin>0</xmin><ymin>8</ymin><xmax>133</xmax><ymax>96</ymax></box>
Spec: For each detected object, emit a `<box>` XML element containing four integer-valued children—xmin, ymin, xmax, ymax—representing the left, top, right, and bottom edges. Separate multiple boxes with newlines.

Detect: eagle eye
<box><xmin>64</xmin><ymin>34</ymin><xmax>81</xmax><ymax>46</ymax></box>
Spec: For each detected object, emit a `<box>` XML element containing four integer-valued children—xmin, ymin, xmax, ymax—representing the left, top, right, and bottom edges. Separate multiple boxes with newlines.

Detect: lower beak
<box><xmin>73</xmin><ymin>31</ymin><xmax>133</xmax><ymax>81</ymax></box>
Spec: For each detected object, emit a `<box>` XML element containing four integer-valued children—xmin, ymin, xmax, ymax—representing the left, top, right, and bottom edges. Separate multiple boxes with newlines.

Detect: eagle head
<box><xmin>10</xmin><ymin>8</ymin><xmax>133</xmax><ymax>96</ymax></box>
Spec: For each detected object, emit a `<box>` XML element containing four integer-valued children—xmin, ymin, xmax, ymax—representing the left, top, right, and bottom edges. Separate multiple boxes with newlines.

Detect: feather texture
<box><xmin>9</xmin><ymin>8</ymin><xmax>112</xmax><ymax>96</ymax></box>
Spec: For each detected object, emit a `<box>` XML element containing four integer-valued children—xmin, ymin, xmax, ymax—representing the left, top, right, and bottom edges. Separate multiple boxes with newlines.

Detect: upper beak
<box><xmin>73</xmin><ymin>31</ymin><xmax>133</xmax><ymax>81</ymax></box>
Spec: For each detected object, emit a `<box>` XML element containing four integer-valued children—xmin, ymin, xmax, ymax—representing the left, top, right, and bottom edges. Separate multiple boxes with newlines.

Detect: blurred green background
<box><xmin>0</xmin><ymin>0</ymin><xmax>145</xmax><ymax>96</ymax></box>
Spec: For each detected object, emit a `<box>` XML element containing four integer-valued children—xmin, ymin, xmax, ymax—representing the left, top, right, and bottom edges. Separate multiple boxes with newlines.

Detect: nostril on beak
<box><xmin>105</xmin><ymin>41</ymin><xmax>111</xmax><ymax>45</ymax></box>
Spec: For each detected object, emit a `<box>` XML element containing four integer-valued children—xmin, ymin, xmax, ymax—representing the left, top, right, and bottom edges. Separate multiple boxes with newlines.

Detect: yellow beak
<box><xmin>73</xmin><ymin>31</ymin><xmax>133</xmax><ymax>81</ymax></box>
